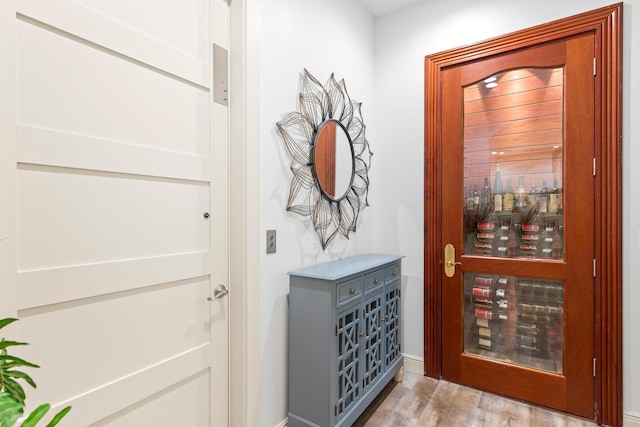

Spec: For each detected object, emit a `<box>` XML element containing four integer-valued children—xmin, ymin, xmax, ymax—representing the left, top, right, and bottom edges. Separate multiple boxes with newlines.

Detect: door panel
<box><xmin>441</xmin><ymin>35</ymin><xmax>595</xmax><ymax>417</ymax></box>
<box><xmin>18</xmin><ymin>277</ymin><xmax>210</xmax><ymax>401</ymax></box>
<box><xmin>17</xmin><ymin>165</ymin><xmax>209</xmax><ymax>270</ymax></box>
<box><xmin>2</xmin><ymin>1</ymin><xmax>229</xmax><ymax>425</ymax></box>
<box><xmin>88</xmin><ymin>371</ymin><xmax>211</xmax><ymax>427</ymax></box>
<box><xmin>16</xmin><ymin>17</ymin><xmax>209</xmax><ymax>157</ymax></box>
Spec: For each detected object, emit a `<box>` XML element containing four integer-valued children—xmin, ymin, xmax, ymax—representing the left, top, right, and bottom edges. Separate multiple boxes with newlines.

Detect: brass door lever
<box><xmin>444</xmin><ymin>244</ymin><xmax>462</xmax><ymax>277</ymax></box>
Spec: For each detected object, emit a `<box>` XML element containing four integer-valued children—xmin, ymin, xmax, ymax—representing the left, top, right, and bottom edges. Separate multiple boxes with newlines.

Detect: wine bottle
<box><xmin>480</xmin><ymin>177</ymin><xmax>492</xmax><ymax>210</ymax></box>
<box><xmin>466</xmin><ymin>186</ymin><xmax>476</xmax><ymax>212</ymax></box>
<box><xmin>470</xmin><ymin>323</ymin><xmax>501</xmax><ymax>350</ymax></box>
<box><xmin>493</xmin><ymin>164</ymin><xmax>503</xmax><ymax>212</ymax></box>
<box><xmin>528</xmin><ymin>179</ymin><xmax>538</xmax><ymax>207</ymax></box>
<box><xmin>494</xmin><ymin>276</ymin><xmax>508</xmax><ymax>298</ymax></box>
<box><xmin>502</xmin><ymin>178</ymin><xmax>514</xmax><ymax>212</ymax></box>
<box><xmin>474</xmin><ymin>305</ymin><xmax>507</xmax><ymax>320</ymax></box>
<box><xmin>555</xmin><ymin>181</ymin><xmax>563</xmax><ymax>213</ymax></box>
<box><xmin>473</xmin><ymin>184</ymin><xmax>480</xmax><ymax>210</ymax></box>
<box><xmin>551</xmin><ymin>224</ymin><xmax>563</xmax><ymax>259</ymax></box>
<box><xmin>471</xmin><ymin>280</ymin><xmax>506</xmax><ymax>299</ymax></box>
<box><xmin>538</xmin><ymin>180</ymin><xmax>549</xmax><ymax>213</ymax></box>
<box><xmin>549</xmin><ymin>179</ymin><xmax>560</xmax><ymax>213</ymax></box>
<box><xmin>478</xmin><ymin>337</ymin><xmax>494</xmax><ymax>350</ymax></box>
<box><xmin>516</xmin><ymin>174</ymin><xmax>527</xmax><ymax>211</ymax></box>
<box><xmin>495</xmin><ymin>222</ymin><xmax>510</xmax><ymax>257</ymax></box>
<box><xmin>477</xmin><ymin>326</ymin><xmax>492</xmax><ymax>339</ymax></box>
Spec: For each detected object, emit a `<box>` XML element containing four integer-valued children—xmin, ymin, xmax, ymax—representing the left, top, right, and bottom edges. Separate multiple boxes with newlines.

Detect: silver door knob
<box><xmin>207</xmin><ymin>284</ymin><xmax>229</xmax><ymax>301</ymax></box>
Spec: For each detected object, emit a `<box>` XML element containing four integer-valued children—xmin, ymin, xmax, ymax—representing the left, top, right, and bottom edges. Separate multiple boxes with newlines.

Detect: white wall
<box><xmin>374</xmin><ymin>0</ymin><xmax>640</xmax><ymax>421</ymax></box>
<box><xmin>259</xmin><ymin>1</ymin><xmax>376</xmax><ymax>426</ymax></box>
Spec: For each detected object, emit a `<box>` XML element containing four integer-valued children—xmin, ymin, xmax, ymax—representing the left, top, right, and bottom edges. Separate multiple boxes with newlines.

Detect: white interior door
<box><xmin>0</xmin><ymin>0</ymin><xmax>229</xmax><ymax>425</ymax></box>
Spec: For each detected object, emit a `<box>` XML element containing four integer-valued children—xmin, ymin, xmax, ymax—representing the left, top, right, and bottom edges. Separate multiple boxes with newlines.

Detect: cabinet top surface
<box><xmin>288</xmin><ymin>253</ymin><xmax>402</xmax><ymax>281</ymax></box>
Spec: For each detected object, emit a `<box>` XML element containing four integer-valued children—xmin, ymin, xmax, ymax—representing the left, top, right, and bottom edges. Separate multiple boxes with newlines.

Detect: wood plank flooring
<box><xmin>353</xmin><ymin>371</ymin><xmax>597</xmax><ymax>426</ymax></box>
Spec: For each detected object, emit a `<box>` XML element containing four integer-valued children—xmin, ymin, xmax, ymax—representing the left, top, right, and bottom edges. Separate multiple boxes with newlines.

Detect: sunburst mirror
<box><xmin>276</xmin><ymin>69</ymin><xmax>373</xmax><ymax>249</ymax></box>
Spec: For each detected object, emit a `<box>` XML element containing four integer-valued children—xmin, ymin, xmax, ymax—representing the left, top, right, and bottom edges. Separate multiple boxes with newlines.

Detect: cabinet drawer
<box><xmin>385</xmin><ymin>263</ymin><xmax>401</xmax><ymax>283</ymax></box>
<box><xmin>337</xmin><ymin>278</ymin><xmax>362</xmax><ymax>308</ymax></box>
<box><xmin>364</xmin><ymin>268</ymin><xmax>384</xmax><ymax>293</ymax></box>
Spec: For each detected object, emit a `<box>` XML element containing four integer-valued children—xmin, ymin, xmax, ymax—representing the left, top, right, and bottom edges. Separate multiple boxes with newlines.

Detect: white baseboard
<box><xmin>625</xmin><ymin>411</ymin><xmax>640</xmax><ymax>427</ymax></box>
<box><xmin>403</xmin><ymin>353</ymin><xmax>424</xmax><ymax>375</ymax></box>
<box><xmin>275</xmin><ymin>417</ymin><xmax>288</xmax><ymax>427</ymax></box>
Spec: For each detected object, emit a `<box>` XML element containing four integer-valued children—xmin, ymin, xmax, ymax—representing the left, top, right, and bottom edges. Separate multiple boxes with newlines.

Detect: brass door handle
<box><xmin>444</xmin><ymin>243</ymin><xmax>462</xmax><ymax>277</ymax></box>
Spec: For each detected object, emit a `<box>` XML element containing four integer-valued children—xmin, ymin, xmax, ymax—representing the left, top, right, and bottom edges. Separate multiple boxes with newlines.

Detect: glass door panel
<box><xmin>463</xmin><ymin>272</ymin><xmax>564</xmax><ymax>373</ymax></box>
<box><xmin>463</xmin><ymin>68</ymin><xmax>564</xmax><ymax>260</ymax></box>
<box><xmin>461</xmin><ymin>67</ymin><xmax>567</xmax><ymax>373</ymax></box>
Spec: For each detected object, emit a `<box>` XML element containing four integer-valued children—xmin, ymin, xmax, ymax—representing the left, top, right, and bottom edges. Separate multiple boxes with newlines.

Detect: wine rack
<box><xmin>463</xmin><ymin>176</ymin><xmax>564</xmax><ymax>260</ymax></box>
<box><xmin>464</xmin><ymin>273</ymin><xmax>564</xmax><ymax>373</ymax></box>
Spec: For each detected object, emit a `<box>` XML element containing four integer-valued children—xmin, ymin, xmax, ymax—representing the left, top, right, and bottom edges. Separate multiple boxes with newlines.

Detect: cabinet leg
<box><xmin>393</xmin><ymin>366</ymin><xmax>404</xmax><ymax>382</ymax></box>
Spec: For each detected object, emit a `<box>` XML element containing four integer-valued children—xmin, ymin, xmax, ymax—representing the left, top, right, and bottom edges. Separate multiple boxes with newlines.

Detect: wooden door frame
<box><xmin>423</xmin><ymin>4</ymin><xmax>622</xmax><ymax>426</ymax></box>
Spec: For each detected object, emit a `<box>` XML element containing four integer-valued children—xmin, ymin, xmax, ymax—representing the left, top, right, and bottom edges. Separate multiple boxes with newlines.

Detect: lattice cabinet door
<box><xmin>385</xmin><ymin>283</ymin><xmax>401</xmax><ymax>367</ymax></box>
<box><xmin>288</xmin><ymin>254</ymin><xmax>403</xmax><ymax>427</ymax></box>
<box><xmin>336</xmin><ymin>304</ymin><xmax>362</xmax><ymax>419</ymax></box>
<box><xmin>363</xmin><ymin>293</ymin><xmax>384</xmax><ymax>390</ymax></box>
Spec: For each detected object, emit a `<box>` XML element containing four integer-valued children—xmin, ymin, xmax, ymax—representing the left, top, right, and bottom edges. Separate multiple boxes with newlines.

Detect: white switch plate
<box><xmin>266</xmin><ymin>229</ymin><xmax>276</xmax><ymax>254</ymax></box>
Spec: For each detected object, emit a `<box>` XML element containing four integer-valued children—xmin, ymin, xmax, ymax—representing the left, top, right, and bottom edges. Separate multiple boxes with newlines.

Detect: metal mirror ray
<box><xmin>276</xmin><ymin>69</ymin><xmax>372</xmax><ymax>249</ymax></box>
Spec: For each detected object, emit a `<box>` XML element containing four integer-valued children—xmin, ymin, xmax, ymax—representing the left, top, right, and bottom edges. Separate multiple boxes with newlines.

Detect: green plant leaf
<box><xmin>44</xmin><ymin>406</ymin><xmax>71</xmax><ymax>427</ymax></box>
<box><xmin>0</xmin><ymin>319</ymin><xmax>70</xmax><ymax>426</ymax></box>
<box><xmin>3</xmin><ymin>372</ymin><xmax>36</xmax><ymax>390</ymax></box>
<box><xmin>0</xmin><ymin>392</ymin><xmax>23</xmax><ymax>427</ymax></box>
<box><xmin>0</xmin><ymin>392</ymin><xmax>19</xmax><ymax>411</ymax></box>
<box><xmin>0</xmin><ymin>342</ymin><xmax>28</xmax><ymax>352</ymax></box>
<box><xmin>2</xmin><ymin>379</ymin><xmax>26</xmax><ymax>404</ymax></box>
<box><xmin>0</xmin><ymin>319</ymin><xmax>17</xmax><ymax>332</ymax></box>
<box><xmin>0</xmin><ymin>356</ymin><xmax>39</xmax><ymax>370</ymax></box>
<box><xmin>19</xmin><ymin>403</ymin><xmax>50</xmax><ymax>427</ymax></box>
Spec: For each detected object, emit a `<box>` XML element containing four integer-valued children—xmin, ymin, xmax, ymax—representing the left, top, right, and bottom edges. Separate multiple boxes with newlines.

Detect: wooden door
<box><xmin>0</xmin><ymin>1</ymin><xmax>229</xmax><ymax>425</ymax></box>
<box><xmin>439</xmin><ymin>35</ymin><xmax>595</xmax><ymax>418</ymax></box>
<box><xmin>424</xmin><ymin>5</ymin><xmax>623</xmax><ymax>425</ymax></box>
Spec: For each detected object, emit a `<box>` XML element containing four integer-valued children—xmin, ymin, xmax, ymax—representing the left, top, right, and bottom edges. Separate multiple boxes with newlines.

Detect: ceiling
<box><xmin>359</xmin><ymin>0</ymin><xmax>423</xmax><ymax>17</ymax></box>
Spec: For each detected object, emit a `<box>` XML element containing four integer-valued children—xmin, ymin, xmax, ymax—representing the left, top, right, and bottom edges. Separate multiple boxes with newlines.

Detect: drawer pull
<box><xmin>382</xmin><ymin>315</ymin><xmax>389</xmax><ymax>322</ymax></box>
<box><xmin>359</xmin><ymin>332</ymin><xmax>365</xmax><ymax>337</ymax></box>
<box><xmin>349</xmin><ymin>288</ymin><xmax>356</xmax><ymax>295</ymax></box>
<box><xmin>373</xmin><ymin>279</ymin><xmax>380</xmax><ymax>285</ymax></box>
<box><xmin>392</xmin><ymin>270</ymin><xmax>398</xmax><ymax>276</ymax></box>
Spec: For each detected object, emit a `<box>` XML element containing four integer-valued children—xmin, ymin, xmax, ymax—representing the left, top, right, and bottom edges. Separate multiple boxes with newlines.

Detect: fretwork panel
<box><xmin>385</xmin><ymin>287</ymin><xmax>401</xmax><ymax>366</ymax></box>
<box><xmin>336</xmin><ymin>305</ymin><xmax>361</xmax><ymax>418</ymax></box>
<box><xmin>363</xmin><ymin>294</ymin><xmax>383</xmax><ymax>389</ymax></box>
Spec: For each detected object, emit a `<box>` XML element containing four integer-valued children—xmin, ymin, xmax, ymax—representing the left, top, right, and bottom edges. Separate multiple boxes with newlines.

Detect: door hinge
<box><xmin>212</xmin><ymin>43</ymin><xmax>229</xmax><ymax>106</ymax></box>
<box><xmin>593</xmin><ymin>259</ymin><xmax>597</xmax><ymax>278</ymax></box>
<box><xmin>593</xmin><ymin>57</ymin><xmax>597</xmax><ymax>76</ymax></box>
<box><xmin>593</xmin><ymin>358</ymin><xmax>597</xmax><ymax>377</ymax></box>
<box><xmin>593</xmin><ymin>158</ymin><xmax>597</xmax><ymax>176</ymax></box>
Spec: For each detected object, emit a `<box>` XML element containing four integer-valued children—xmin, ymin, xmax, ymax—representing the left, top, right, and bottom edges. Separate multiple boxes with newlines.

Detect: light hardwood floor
<box><xmin>353</xmin><ymin>371</ymin><xmax>597</xmax><ymax>426</ymax></box>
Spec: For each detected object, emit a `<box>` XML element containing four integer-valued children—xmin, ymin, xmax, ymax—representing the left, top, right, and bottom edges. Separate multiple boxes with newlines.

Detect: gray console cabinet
<box><xmin>288</xmin><ymin>254</ymin><xmax>403</xmax><ymax>427</ymax></box>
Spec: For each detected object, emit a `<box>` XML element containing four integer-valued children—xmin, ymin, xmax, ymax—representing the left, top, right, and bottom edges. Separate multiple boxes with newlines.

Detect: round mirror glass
<box><xmin>314</xmin><ymin>120</ymin><xmax>354</xmax><ymax>200</ymax></box>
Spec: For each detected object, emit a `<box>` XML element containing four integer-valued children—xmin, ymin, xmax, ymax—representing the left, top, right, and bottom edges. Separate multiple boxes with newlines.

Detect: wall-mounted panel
<box><xmin>16</xmin><ymin>19</ymin><xmax>209</xmax><ymax>157</ymax></box>
<box><xmin>17</xmin><ymin>165</ymin><xmax>209</xmax><ymax>271</ymax></box>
